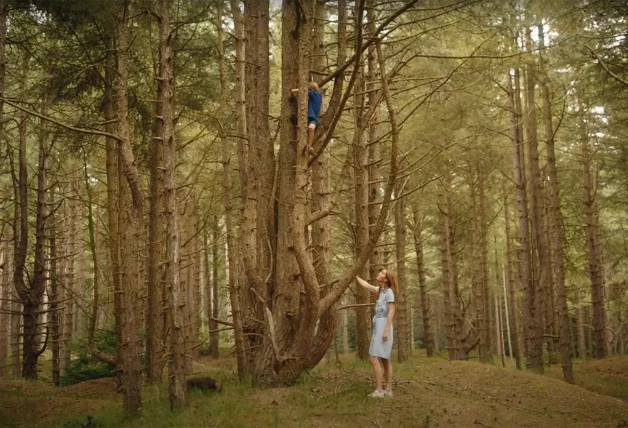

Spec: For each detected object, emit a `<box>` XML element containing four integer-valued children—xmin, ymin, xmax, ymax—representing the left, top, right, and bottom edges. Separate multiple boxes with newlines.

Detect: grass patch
<box><xmin>2</xmin><ymin>352</ymin><xmax>628</xmax><ymax>427</ymax></box>
<box><xmin>547</xmin><ymin>356</ymin><xmax>628</xmax><ymax>402</ymax></box>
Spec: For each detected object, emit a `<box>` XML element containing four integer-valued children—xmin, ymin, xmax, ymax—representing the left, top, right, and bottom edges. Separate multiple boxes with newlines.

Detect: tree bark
<box><xmin>75</xmin><ymin>191</ymin><xmax>86</xmax><ymax>341</ymax></box>
<box><xmin>48</xmin><ymin>194</ymin><xmax>59</xmax><ymax>384</ymax></box>
<box><xmin>479</xmin><ymin>171</ymin><xmax>492</xmax><ymax>360</ymax></box>
<box><xmin>523</xmin><ymin>44</ymin><xmax>548</xmax><ymax>373</ymax></box>
<box><xmin>503</xmin><ymin>188</ymin><xmax>522</xmax><ymax>369</ymax></box>
<box><xmin>103</xmin><ymin>34</ymin><xmax>123</xmax><ymax>389</ymax></box>
<box><xmin>63</xmin><ymin>199</ymin><xmax>75</xmax><ymax>373</ymax></box>
<box><xmin>470</xmin><ymin>168</ymin><xmax>490</xmax><ymax>362</ymax></box>
<box><xmin>353</xmin><ymin>64</ymin><xmax>371</xmax><ymax>361</ymax></box>
<box><xmin>366</xmin><ymin>0</ymin><xmax>383</xmax><ymax>282</ymax></box>
<box><xmin>12</xmin><ymin>56</ymin><xmax>50</xmax><ymax>380</ymax></box>
<box><xmin>578</xmin><ymin>96</ymin><xmax>608</xmax><ymax>359</ymax></box>
<box><xmin>84</xmin><ymin>154</ymin><xmax>115</xmax><ymax>366</ymax></box>
<box><xmin>0</xmin><ymin>241</ymin><xmax>7</xmax><ymax>377</ymax></box>
<box><xmin>342</xmin><ymin>297</ymin><xmax>350</xmax><ymax>354</ymax></box>
<box><xmin>576</xmin><ymin>290</ymin><xmax>587</xmax><ymax>359</ymax></box>
<box><xmin>0</xmin><ymin>0</ymin><xmax>8</xmax><ymax>376</ymax></box>
<box><xmin>412</xmin><ymin>206</ymin><xmax>433</xmax><ymax>357</ymax></box>
<box><xmin>210</xmin><ymin>217</ymin><xmax>220</xmax><ymax>359</ymax></box>
<box><xmin>438</xmin><ymin>174</ymin><xmax>474</xmax><ymax>360</ymax></box>
<box><xmin>246</xmin><ymin>0</ymin><xmax>400</xmax><ymax>387</ymax></box>
<box><xmin>227</xmin><ymin>0</ymin><xmax>249</xmax><ymax>379</ymax></box>
<box><xmin>306</xmin><ymin>0</ymin><xmax>337</xmax><ymax>369</ymax></box>
<box><xmin>157</xmin><ymin>0</ymin><xmax>187</xmax><ymax>408</ymax></box>
<box><xmin>495</xmin><ymin>291</ymin><xmax>505</xmax><ymax>367</ymax></box>
<box><xmin>394</xmin><ymin>194</ymin><xmax>408</xmax><ymax>362</ymax></box>
<box><xmin>115</xmin><ymin>0</ymin><xmax>144</xmax><ymax>412</ymax></box>
<box><xmin>507</xmin><ymin>69</ymin><xmax>540</xmax><ymax>371</ymax></box>
<box><xmin>146</xmin><ymin>13</ymin><xmax>166</xmax><ymax>381</ymax></box>
<box><xmin>538</xmin><ymin>25</ymin><xmax>573</xmax><ymax>382</ymax></box>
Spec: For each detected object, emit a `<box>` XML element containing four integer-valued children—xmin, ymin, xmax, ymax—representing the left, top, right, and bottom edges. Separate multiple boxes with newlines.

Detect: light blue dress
<box><xmin>369</xmin><ymin>287</ymin><xmax>395</xmax><ymax>359</ymax></box>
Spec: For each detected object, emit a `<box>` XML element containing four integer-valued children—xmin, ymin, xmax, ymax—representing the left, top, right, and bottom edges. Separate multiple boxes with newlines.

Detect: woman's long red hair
<box><xmin>385</xmin><ymin>270</ymin><xmax>399</xmax><ymax>297</ymax></box>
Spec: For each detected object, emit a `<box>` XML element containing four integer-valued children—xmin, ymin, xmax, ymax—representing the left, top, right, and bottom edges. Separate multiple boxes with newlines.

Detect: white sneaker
<box><xmin>383</xmin><ymin>390</ymin><xmax>393</xmax><ymax>397</ymax></box>
<box><xmin>369</xmin><ymin>390</ymin><xmax>385</xmax><ymax>398</ymax></box>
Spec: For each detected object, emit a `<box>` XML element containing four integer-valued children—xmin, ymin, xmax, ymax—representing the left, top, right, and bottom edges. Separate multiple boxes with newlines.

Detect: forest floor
<box><xmin>1</xmin><ymin>351</ymin><xmax>627</xmax><ymax>428</ymax></box>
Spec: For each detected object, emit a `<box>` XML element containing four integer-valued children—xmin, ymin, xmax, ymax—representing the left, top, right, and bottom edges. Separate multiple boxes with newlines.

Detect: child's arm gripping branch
<box><xmin>355</xmin><ymin>276</ymin><xmax>379</xmax><ymax>294</ymax></box>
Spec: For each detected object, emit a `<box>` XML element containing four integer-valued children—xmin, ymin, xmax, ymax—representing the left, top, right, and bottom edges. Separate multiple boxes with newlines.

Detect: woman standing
<box><xmin>356</xmin><ymin>269</ymin><xmax>398</xmax><ymax>398</ymax></box>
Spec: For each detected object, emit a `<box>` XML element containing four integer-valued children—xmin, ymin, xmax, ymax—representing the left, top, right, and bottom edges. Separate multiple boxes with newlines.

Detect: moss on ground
<box><xmin>1</xmin><ymin>351</ymin><xmax>627</xmax><ymax>427</ymax></box>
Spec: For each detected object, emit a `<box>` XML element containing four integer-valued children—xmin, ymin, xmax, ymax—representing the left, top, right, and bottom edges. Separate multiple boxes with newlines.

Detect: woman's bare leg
<box><xmin>369</xmin><ymin>356</ymin><xmax>383</xmax><ymax>391</ymax></box>
<box><xmin>382</xmin><ymin>358</ymin><xmax>393</xmax><ymax>392</ymax></box>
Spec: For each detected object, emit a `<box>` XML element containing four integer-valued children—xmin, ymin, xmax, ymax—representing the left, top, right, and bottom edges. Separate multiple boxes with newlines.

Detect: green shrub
<box><xmin>60</xmin><ymin>330</ymin><xmax>116</xmax><ymax>386</ymax></box>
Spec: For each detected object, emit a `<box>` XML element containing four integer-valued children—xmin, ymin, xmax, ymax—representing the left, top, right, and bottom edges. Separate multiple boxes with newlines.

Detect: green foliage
<box><xmin>59</xmin><ymin>330</ymin><xmax>116</xmax><ymax>386</ymax></box>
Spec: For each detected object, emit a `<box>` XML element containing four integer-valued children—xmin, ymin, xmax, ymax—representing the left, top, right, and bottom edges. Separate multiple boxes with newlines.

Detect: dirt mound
<box><xmin>309</xmin><ymin>356</ymin><xmax>628</xmax><ymax>428</ymax></box>
<box><xmin>63</xmin><ymin>377</ymin><xmax>119</xmax><ymax>397</ymax></box>
<box><xmin>547</xmin><ymin>356</ymin><xmax>628</xmax><ymax>403</ymax></box>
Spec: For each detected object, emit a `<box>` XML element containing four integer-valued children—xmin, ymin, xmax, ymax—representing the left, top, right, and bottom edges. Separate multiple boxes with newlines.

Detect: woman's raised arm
<box><xmin>355</xmin><ymin>276</ymin><xmax>379</xmax><ymax>293</ymax></box>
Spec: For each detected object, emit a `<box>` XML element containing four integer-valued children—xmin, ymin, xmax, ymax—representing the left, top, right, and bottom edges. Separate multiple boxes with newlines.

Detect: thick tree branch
<box><xmin>318</xmin><ymin>35</ymin><xmax>400</xmax><ymax>317</ymax></box>
<box><xmin>1</xmin><ymin>98</ymin><xmax>122</xmax><ymax>141</ymax></box>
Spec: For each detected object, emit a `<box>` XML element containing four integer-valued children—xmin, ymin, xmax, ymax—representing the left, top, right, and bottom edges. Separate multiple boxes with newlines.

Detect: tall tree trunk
<box><xmin>353</xmin><ymin>65</ymin><xmax>371</xmax><ymax>361</ymax></box>
<box><xmin>306</xmin><ymin>0</ymin><xmax>338</xmax><ymax>370</ymax></box>
<box><xmin>502</xmin><ymin>263</ymin><xmax>513</xmax><ymax>362</ymax></box>
<box><xmin>523</xmin><ymin>44</ymin><xmax>548</xmax><ymax>373</ymax></box>
<box><xmin>495</xmin><ymin>291</ymin><xmax>505</xmax><ymax>367</ymax></box>
<box><xmin>239</xmin><ymin>0</ymin><xmax>265</xmax><ymax>375</ymax></box>
<box><xmin>538</xmin><ymin>25</ymin><xmax>573</xmax><ymax>382</ymax></box>
<box><xmin>342</xmin><ymin>297</ymin><xmax>350</xmax><ymax>354</ymax></box>
<box><xmin>433</xmin><ymin>298</ymin><xmax>440</xmax><ymax>353</ymax></box>
<box><xmin>394</xmin><ymin>195</ymin><xmax>408</xmax><ymax>362</ymax></box>
<box><xmin>578</xmin><ymin>96</ymin><xmax>608</xmax><ymax>359</ymax></box>
<box><xmin>412</xmin><ymin>205</ymin><xmax>433</xmax><ymax>357</ymax></box>
<box><xmin>22</xmin><ymin>98</ymin><xmax>50</xmax><ymax>380</ymax></box>
<box><xmin>0</xmin><ymin>241</ymin><xmax>7</xmax><ymax>376</ymax></box>
<box><xmin>103</xmin><ymin>34</ymin><xmax>122</xmax><ymax>389</ymax></box>
<box><xmin>470</xmin><ymin>170</ymin><xmax>489</xmax><ymax>362</ymax></box>
<box><xmin>439</xmin><ymin>176</ymin><xmax>461</xmax><ymax>360</ymax></box>
<box><xmin>210</xmin><ymin>217</ymin><xmax>220</xmax><ymax>359</ymax></box>
<box><xmin>63</xmin><ymin>199</ymin><xmax>75</xmax><ymax>372</ymax></box>
<box><xmin>479</xmin><ymin>172</ymin><xmax>492</xmax><ymax>360</ymax></box>
<box><xmin>0</xmin><ymin>0</ymin><xmax>8</xmax><ymax>376</ymax></box>
<box><xmin>507</xmin><ymin>69</ymin><xmax>540</xmax><ymax>371</ymax></box>
<box><xmin>576</xmin><ymin>290</ymin><xmax>587</xmax><ymax>359</ymax></box>
<box><xmin>115</xmin><ymin>0</ymin><xmax>145</xmax><ymax>412</ymax></box>
<box><xmin>158</xmin><ymin>0</ymin><xmax>187</xmax><ymax>408</ymax></box>
<box><xmin>12</xmin><ymin>56</ymin><xmax>49</xmax><ymax>379</ymax></box>
<box><xmin>227</xmin><ymin>0</ymin><xmax>249</xmax><ymax>379</ymax></box>
<box><xmin>367</xmin><ymin>0</ymin><xmax>383</xmax><ymax>282</ymax></box>
<box><xmin>84</xmin><ymin>154</ymin><xmax>115</xmax><ymax>367</ymax></box>
<box><xmin>74</xmin><ymin>187</ymin><xmax>86</xmax><ymax>340</ymax></box>
<box><xmin>10</xmin><ymin>285</ymin><xmax>20</xmax><ymax>377</ymax></box>
<box><xmin>504</xmin><ymin>187</ymin><xmax>522</xmax><ymax>369</ymax></box>
<box><xmin>250</xmin><ymin>0</ymin><xmax>400</xmax><ymax>387</ymax></box>
<box><xmin>146</xmin><ymin>18</ymin><xmax>166</xmax><ymax>382</ymax></box>
<box><xmin>189</xmin><ymin>213</ymin><xmax>200</xmax><ymax>361</ymax></box>
<box><xmin>585</xmin><ymin>305</ymin><xmax>593</xmax><ymax>358</ymax></box>
<box><xmin>203</xmin><ymin>232</ymin><xmax>211</xmax><ymax>342</ymax></box>
<box><xmin>49</xmin><ymin>195</ymin><xmax>60</xmax><ymax>385</ymax></box>
<box><xmin>12</xmin><ymin>56</ymin><xmax>28</xmax><ymax>378</ymax></box>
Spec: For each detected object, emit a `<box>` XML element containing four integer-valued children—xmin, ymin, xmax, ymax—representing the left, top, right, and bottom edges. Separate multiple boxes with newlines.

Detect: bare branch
<box><xmin>1</xmin><ymin>98</ymin><xmax>122</xmax><ymax>141</ymax></box>
<box><xmin>584</xmin><ymin>44</ymin><xmax>628</xmax><ymax>89</ymax></box>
